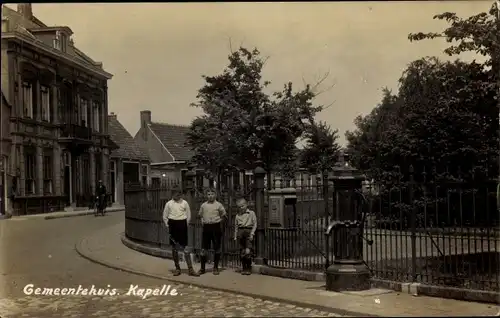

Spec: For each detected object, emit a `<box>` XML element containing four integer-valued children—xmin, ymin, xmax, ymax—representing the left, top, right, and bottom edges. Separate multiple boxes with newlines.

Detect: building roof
<box><xmin>2</xmin><ymin>4</ymin><xmax>108</xmax><ymax>75</ymax></box>
<box><xmin>148</xmin><ymin>122</ymin><xmax>194</xmax><ymax>162</ymax></box>
<box><xmin>108</xmin><ymin>114</ymin><xmax>150</xmax><ymax>161</ymax></box>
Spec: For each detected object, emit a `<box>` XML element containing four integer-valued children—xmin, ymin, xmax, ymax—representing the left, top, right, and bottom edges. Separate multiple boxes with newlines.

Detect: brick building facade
<box><xmin>1</xmin><ymin>4</ymin><xmax>113</xmax><ymax>215</ymax></box>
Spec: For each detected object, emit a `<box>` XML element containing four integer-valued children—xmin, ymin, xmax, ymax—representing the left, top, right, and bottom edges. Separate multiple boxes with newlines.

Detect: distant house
<box><xmin>133</xmin><ymin>110</ymin><xmax>194</xmax><ymax>187</ymax></box>
<box><xmin>108</xmin><ymin>113</ymin><xmax>150</xmax><ymax>205</ymax></box>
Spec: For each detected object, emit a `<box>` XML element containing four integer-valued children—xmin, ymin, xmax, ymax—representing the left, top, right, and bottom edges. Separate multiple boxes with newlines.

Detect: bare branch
<box><xmin>228</xmin><ymin>36</ymin><xmax>234</xmax><ymax>54</ymax></box>
<box><xmin>305</xmin><ymin>70</ymin><xmax>337</xmax><ymax>97</ymax></box>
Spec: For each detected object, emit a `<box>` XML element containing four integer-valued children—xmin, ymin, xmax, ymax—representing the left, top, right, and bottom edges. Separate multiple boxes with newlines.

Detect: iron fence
<box><xmin>124</xmin><ymin>166</ymin><xmax>499</xmax><ymax>293</ymax></box>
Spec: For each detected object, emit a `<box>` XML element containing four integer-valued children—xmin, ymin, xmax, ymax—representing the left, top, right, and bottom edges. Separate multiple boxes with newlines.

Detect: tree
<box><xmin>347</xmin><ymin>3</ymin><xmax>499</xmax><ymax>185</ymax></box>
<box><xmin>301</xmin><ymin>121</ymin><xmax>341</xmax><ymax>174</ymax></box>
<box><xmin>347</xmin><ymin>57</ymin><xmax>497</xmax><ymax>182</ymax></box>
<box><xmin>187</xmin><ymin>47</ymin><xmax>325</xmax><ymax>181</ymax></box>
<box><xmin>345</xmin><ymin>9</ymin><xmax>499</xmax><ymax>225</ymax></box>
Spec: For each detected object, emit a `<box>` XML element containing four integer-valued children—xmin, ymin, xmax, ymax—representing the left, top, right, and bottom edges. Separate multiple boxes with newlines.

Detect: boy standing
<box><xmin>163</xmin><ymin>189</ymin><xmax>199</xmax><ymax>277</ymax></box>
<box><xmin>234</xmin><ymin>198</ymin><xmax>257</xmax><ymax>275</ymax></box>
<box><xmin>198</xmin><ymin>189</ymin><xmax>227</xmax><ymax>275</ymax></box>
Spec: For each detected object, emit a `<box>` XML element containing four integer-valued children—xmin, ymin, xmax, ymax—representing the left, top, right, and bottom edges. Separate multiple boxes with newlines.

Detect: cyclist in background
<box><xmin>95</xmin><ymin>180</ymin><xmax>107</xmax><ymax>215</ymax></box>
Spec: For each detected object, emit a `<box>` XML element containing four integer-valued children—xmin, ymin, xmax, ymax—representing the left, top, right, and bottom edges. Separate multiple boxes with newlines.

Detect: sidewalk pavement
<box><xmin>9</xmin><ymin>206</ymin><xmax>124</xmax><ymax>220</ymax></box>
<box><xmin>76</xmin><ymin>222</ymin><xmax>500</xmax><ymax>317</ymax></box>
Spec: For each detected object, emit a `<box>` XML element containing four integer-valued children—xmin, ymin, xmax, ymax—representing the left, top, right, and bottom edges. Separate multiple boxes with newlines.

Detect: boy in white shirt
<box><xmin>198</xmin><ymin>188</ymin><xmax>227</xmax><ymax>275</ymax></box>
<box><xmin>163</xmin><ymin>189</ymin><xmax>199</xmax><ymax>277</ymax></box>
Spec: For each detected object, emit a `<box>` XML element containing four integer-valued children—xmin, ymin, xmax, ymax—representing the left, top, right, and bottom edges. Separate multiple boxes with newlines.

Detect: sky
<box><xmin>5</xmin><ymin>1</ymin><xmax>490</xmax><ymax>145</ymax></box>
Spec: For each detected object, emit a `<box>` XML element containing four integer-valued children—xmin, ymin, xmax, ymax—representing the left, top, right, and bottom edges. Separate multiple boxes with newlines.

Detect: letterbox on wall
<box><xmin>268</xmin><ymin>188</ymin><xmax>297</xmax><ymax>228</ymax></box>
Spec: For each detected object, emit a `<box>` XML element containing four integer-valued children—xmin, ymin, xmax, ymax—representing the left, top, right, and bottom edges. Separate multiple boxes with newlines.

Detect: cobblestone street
<box><xmin>0</xmin><ymin>213</ymin><xmax>339</xmax><ymax>317</ymax></box>
<box><xmin>1</xmin><ymin>285</ymin><xmax>338</xmax><ymax>317</ymax></box>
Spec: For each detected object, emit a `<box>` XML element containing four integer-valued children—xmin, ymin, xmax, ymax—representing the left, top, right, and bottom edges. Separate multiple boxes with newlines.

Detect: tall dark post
<box><xmin>253</xmin><ymin>161</ymin><xmax>266</xmax><ymax>265</ymax></box>
<box><xmin>184</xmin><ymin>165</ymin><xmax>196</xmax><ymax>249</ymax></box>
<box><xmin>325</xmin><ymin>153</ymin><xmax>370</xmax><ymax>291</ymax></box>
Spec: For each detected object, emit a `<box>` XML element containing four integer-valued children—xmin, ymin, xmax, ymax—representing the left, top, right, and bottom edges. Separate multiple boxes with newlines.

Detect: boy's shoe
<box><xmin>213</xmin><ymin>268</ymin><xmax>220</xmax><ymax>275</ymax></box>
<box><xmin>172</xmin><ymin>269</ymin><xmax>181</xmax><ymax>276</ymax></box>
<box><xmin>199</xmin><ymin>269</ymin><xmax>206</xmax><ymax>275</ymax></box>
<box><xmin>188</xmin><ymin>269</ymin><xmax>200</xmax><ymax>277</ymax></box>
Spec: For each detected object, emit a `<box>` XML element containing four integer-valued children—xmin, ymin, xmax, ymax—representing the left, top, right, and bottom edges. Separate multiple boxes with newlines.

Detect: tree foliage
<box><xmin>347</xmin><ymin>4</ymin><xmax>499</xmax><ymax>183</ymax></box>
<box><xmin>301</xmin><ymin>121</ymin><xmax>341</xmax><ymax>173</ymax></box>
<box><xmin>186</xmin><ymin>47</ymin><xmax>325</xmax><ymax>177</ymax></box>
<box><xmin>346</xmin><ymin>6</ymin><xmax>499</xmax><ymax>225</ymax></box>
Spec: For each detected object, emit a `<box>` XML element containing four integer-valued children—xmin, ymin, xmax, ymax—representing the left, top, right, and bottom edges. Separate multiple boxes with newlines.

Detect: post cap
<box><xmin>254</xmin><ymin>166</ymin><xmax>266</xmax><ymax>175</ymax></box>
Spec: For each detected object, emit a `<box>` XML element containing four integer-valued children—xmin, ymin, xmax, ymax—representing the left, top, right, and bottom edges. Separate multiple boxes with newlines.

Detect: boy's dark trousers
<box><xmin>200</xmin><ymin>222</ymin><xmax>222</xmax><ymax>272</ymax></box>
<box><xmin>168</xmin><ymin>219</ymin><xmax>198</xmax><ymax>276</ymax></box>
<box><xmin>238</xmin><ymin>228</ymin><xmax>253</xmax><ymax>273</ymax></box>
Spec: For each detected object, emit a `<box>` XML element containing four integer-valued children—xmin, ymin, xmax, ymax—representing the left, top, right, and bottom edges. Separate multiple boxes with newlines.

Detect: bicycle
<box><xmin>93</xmin><ymin>195</ymin><xmax>106</xmax><ymax>217</ymax></box>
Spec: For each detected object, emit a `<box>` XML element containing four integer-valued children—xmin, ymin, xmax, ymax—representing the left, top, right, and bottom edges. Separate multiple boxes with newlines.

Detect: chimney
<box><xmin>109</xmin><ymin>112</ymin><xmax>117</xmax><ymax>120</ymax></box>
<box><xmin>17</xmin><ymin>4</ymin><xmax>33</xmax><ymax>20</ymax></box>
<box><xmin>140</xmin><ymin>110</ymin><xmax>151</xmax><ymax>129</ymax></box>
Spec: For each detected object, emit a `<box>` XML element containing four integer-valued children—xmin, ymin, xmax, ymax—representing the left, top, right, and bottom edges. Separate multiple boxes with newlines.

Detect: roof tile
<box><xmin>149</xmin><ymin>122</ymin><xmax>193</xmax><ymax>161</ymax></box>
<box><xmin>108</xmin><ymin>115</ymin><xmax>150</xmax><ymax>161</ymax></box>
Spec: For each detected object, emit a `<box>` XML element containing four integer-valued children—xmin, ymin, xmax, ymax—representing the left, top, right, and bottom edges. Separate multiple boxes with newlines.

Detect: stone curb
<box><xmin>75</xmin><ymin>234</ymin><xmax>374</xmax><ymax>317</ymax></box>
<box><xmin>9</xmin><ymin>208</ymin><xmax>125</xmax><ymax>220</ymax></box>
<box><xmin>121</xmin><ymin>235</ymin><xmax>500</xmax><ymax>305</ymax></box>
<box><xmin>44</xmin><ymin>208</ymin><xmax>124</xmax><ymax>220</ymax></box>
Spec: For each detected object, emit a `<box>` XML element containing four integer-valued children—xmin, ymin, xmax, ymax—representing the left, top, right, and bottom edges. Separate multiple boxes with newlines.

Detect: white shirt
<box><xmin>163</xmin><ymin>199</ymin><xmax>191</xmax><ymax>224</ymax></box>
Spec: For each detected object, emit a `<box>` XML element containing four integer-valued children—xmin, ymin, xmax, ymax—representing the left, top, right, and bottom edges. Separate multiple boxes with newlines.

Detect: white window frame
<box><xmin>53</xmin><ymin>30</ymin><xmax>61</xmax><ymax>50</ymax></box>
<box><xmin>22</xmin><ymin>82</ymin><xmax>33</xmax><ymax>118</ymax></box>
<box><xmin>40</xmin><ymin>85</ymin><xmax>50</xmax><ymax>122</ymax></box>
<box><xmin>80</xmin><ymin>98</ymin><xmax>88</xmax><ymax>127</ymax></box>
<box><xmin>93</xmin><ymin>101</ymin><xmax>100</xmax><ymax>132</ymax></box>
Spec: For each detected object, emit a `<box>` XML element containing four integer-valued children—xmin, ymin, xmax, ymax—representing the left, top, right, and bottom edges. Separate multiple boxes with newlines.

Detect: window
<box><xmin>22</xmin><ymin>82</ymin><xmax>33</xmax><ymax>118</ymax></box>
<box><xmin>24</xmin><ymin>147</ymin><xmax>36</xmax><ymax>194</ymax></box>
<box><xmin>141</xmin><ymin>164</ymin><xmax>148</xmax><ymax>186</ymax></box>
<box><xmin>53</xmin><ymin>30</ymin><xmax>66</xmax><ymax>51</ymax></box>
<box><xmin>93</xmin><ymin>101</ymin><xmax>100</xmax><ymax>132</ymax></box>
<box><xmin>80</xmin><ymin>98</ymin><xmax>88</xmax><ymax>127</ymax></box>
<box><xmin>41</xmin><ymin>85</ymin><xmax>50</xmax><ymax>122</ymax></box>
<box><xmin>53</xmin><ymin>31</ymin><xmax>61</xmax><ymax>50</ymax></box>
<box><xmin>43</xmin><ymin>153</ymin><xmax>53</xmax><ymax>194</ymax></box>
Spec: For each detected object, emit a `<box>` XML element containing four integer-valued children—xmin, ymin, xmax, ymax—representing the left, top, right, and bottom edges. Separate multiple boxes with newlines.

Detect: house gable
<box><xmin>133</xmin><ymin>125</ymin><xmax>173</xmax><ymax>164</ymax></box>
<box><xmin>148</xmin><ymin>122</ymin><xmax>193</xmax><ymax>162</ymax></box>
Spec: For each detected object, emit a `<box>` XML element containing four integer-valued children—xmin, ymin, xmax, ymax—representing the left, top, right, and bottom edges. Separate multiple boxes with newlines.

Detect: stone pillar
<box><xmin>184</xmin><ymin>165</ymin><xmax>196</xmax><ymax>250</ymax></box>
<box><xmin>53</xmin><ymin>145</ymin><xmax>61</xmax><ymax>195</ymax></box>
<box><xmin>253</xmin><ymin>163</ymin><xmax>266</xmax><ymax>265</ymax></box>
<box><xmin>90</xmin><ymin>148</ymin><xmax>96</xmax><ymax>193</ymax></box>
<box><xmin>325</xmin><ymin>154</ymin><xmax>370</xmax><ymax>292</ymax></box>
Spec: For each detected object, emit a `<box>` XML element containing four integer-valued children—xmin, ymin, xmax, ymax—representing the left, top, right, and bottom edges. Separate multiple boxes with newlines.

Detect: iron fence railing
<box><xmin>124</xmin><ymin>165</ymin><xmax>499</xmax><ymax>293</ymax></box>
